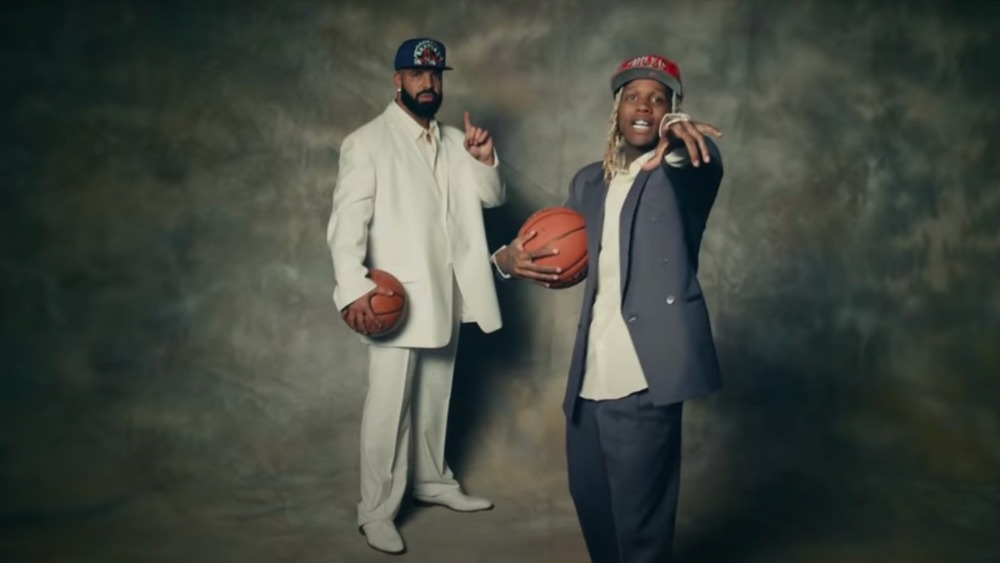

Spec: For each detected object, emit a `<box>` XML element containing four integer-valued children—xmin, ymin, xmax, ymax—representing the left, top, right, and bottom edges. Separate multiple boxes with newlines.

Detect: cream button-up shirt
<box><xmin>387</xmin><ymin>102</ymin><xmax>450</xmax><ymax>232</ymax></box>
<box><xmin>579</xmin><ymin>147</ymin><xmax>690</xmax><ymax>401</ymax></box>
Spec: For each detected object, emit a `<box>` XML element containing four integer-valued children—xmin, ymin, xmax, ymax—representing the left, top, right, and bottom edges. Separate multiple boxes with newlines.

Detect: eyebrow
<box><xmin>624</xmin><ymin>88</ymin><xmax>667</xmax><ymax>96</ymax></box>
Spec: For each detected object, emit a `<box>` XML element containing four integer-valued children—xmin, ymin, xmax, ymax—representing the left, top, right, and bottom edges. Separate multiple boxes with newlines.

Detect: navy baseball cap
<box><xmin>394</xmin><ymin>37</ymin><xmax>453</xmax><ymax>71</ymax></box>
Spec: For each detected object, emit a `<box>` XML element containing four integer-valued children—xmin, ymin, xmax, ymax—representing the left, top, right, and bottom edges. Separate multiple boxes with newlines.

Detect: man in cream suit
<box><xmin>325</xmin><ymin>37</ymin><xmax>504</xmax><ymax>555</ymax></box>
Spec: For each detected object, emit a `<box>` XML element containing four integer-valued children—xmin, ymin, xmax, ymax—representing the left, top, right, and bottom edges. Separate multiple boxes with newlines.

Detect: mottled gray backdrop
<box><xmin>1</xmin><ymin>0</ymin><xmax>998</xmax><ymax>562</ymax></box>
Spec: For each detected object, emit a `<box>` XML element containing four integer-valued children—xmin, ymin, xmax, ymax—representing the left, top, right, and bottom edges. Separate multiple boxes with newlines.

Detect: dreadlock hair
<box><xmin>601</xmin><ymin>89</ymin><xmax>625</xmax><ymax>183</ymax></box>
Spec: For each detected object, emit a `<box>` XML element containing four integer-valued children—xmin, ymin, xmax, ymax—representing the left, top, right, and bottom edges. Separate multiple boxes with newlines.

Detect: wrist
<box><xmin>470</xmin><ymin>147</ymin><xmax>498</xmax><ymax>168</ymax></box>
<box><xmin>491</xmin><ymin>245</ymin><xmax>512</xmax><ymax>279</ymax></box>
<box><xmin>478</xmin><ymin>152</ymin><xmax>496</xmax><ymax>167</ymax></box>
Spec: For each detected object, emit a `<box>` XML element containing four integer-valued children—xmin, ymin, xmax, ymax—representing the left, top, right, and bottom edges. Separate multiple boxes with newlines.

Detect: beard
<box><xmin>399</xmin><ymin>87</ymin><xmax>442</xmax><ymax>119</ymax></box>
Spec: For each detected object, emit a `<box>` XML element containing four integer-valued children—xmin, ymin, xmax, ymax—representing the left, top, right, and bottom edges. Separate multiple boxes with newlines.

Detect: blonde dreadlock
<box><xmin>601</xmin><ymin>89</ymin><xmax>626</xmax><ymax>182</ymax></box>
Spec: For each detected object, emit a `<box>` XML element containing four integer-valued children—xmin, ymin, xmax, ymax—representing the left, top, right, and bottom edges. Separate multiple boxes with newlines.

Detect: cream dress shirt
<box><xmin>389</xmin><ymin>102</ymin><xmax>450</xmax><ymax>248</ymax></box>
<box><xmin>579</xmin><ymin>148</ymin><xmax>689</xmax><ymax>401</ymax></box>
<box><xmin>388</xmin><ymin>101</ymin><xmax>499</xmax><ymax>322</ymax></box>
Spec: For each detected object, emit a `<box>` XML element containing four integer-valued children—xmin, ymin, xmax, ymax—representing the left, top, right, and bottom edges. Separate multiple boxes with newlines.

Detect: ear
<box><xmin>393</xmin><ymin>73</ymin><xmax>402</xmax><ymax>93</ymax></box>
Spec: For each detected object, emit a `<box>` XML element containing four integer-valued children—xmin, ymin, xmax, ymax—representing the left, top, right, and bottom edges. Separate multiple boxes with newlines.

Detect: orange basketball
<box><xmin>366</xmin><ymin>269</ymin><xmax>407</xmax><ymax>337</ymax></box>
<box><xmin>518</xmin><ymin>206</ymin><xmax>588</xmax><ymax>289</ymax></box>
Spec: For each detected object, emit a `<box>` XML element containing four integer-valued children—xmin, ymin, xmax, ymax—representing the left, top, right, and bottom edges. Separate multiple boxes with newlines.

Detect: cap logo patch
<box><xmin>622</xmin><ymin>55</ymin><xmax>669</xmax><ymax>71</ymax></box>
<box><xmin>413</xmin><ymin>39</ymin><xmax>444</xmax><ymax>67</ymax></box>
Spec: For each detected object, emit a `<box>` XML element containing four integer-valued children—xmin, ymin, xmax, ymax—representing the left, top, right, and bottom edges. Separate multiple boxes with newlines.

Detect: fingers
<box><xmin>464</xmin><ymin>111</ymin><xmax>478</xmax><ymax>148</ymax></box>
<box><xmin>515</xmin><ymin>267</ymin><xmax>561</xmax><ymax>282</ymax></box>
<box><xmin>362</xmin><ymin>308</ymin><xmax>382</xmax><ymax>334</ymax></box>
<box><xmin>463</xmin><ymin>111</ymin><xmax>492</xmax><ymax>150</ymax></box>
<box><xmin>465</xmin><ymin>114</ymin><xmax>475</xmax><ymax>147</ymax></box>
<box><xmin>344</xmin><ymin>308</ymin><xmax>365</xmax><ymax>334</ymax></box>
<box><xmin>343</xmin><ymin>298</ymin><xmax>384</xmax><ymax>335</ymax></box>
<box><xmin>667</xmin><ymin>122</ymin><xmax>702</xmax><ymax>167</ymax></box>
<box><xmin>683</xmin><ymin>133</ymin><xmax>701</xmax><ymax>167</ymax></box>
<box><xmin>684</xmin><ymin>121</ymin><xmax>711</xmax><ymax>165</ymax></box>
<box><xmin>359</xmin><ymin>301</ymin><xmax>383</xmax><ymax>334</ymax></box>
<box><xmin>515</xmin><ymin>248</ymin><xmax>561</xmax><ymax>280</ymax></box>
<box><xmin>658</xmin><ymin>118</ymin><xmax>722</xmax><ymax>168</ymax></box>
<box><xmin>642</xmin><ymin>138</ymin><xmax>670</xmax><ymax>171</ymax></box>
<box><xmin>695</xmin><ymin>122</ymin><xmax>723</xmax><ymax>138</ymax></box>
<box><xmin>507</xmin><ymin>230</ymin><xmax>566</xmax><ymax>282</ymax></box>
<box><xmin>374</xmin><ymin>287</ymin><xmax>395</xmax><ymax>297</ymax></box>
<box><xmin>466</xmin><ymin>127</ymin><xmax>489</xmax><ymax>149</ymax></box>
<box><xmin>518</xmin><ymin>256</ymin><xmax>561</xmax><ymax>274</ymax></box>
<box><xmin>526</xmin><ymin>246</ymin><xmax>560</xmax><ymax>260</ymax></box>
<box><xmin>513</xmin><ymin>230</ymin><xmax>538</xmax><ymax>250</ymax></box>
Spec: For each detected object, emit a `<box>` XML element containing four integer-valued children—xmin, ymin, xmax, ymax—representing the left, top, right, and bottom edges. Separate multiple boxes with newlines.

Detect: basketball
<box><xmin>517</xmin><ymin>206</ymin><xmax>588</xmax><ymax>289</ymax></box>
<box><xmin>366</xmin><ymin>268</ymin><xmax>407</xmax><ymax>337</ymax></box>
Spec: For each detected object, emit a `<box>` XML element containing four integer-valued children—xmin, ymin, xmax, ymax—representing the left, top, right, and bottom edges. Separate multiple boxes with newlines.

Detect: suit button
<box><xmin>665</xmin><ymin>295</ymin><xmax>675</xmax><ymax>305</ymax></box>
<box><xmin>661</xmin><ymin>258</ymin><xmax>669</xmax><ymax>264</ymax></box>
<box><xmin>627</xmin><ymin>316</ymin><xmax>637</xmax><ymax>323</ymax></box>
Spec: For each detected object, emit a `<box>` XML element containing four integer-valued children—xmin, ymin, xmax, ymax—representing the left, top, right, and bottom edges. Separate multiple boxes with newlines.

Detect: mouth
<box><xmin>630</xmin><ymin>118</ymin><xmax>653</xmax><ymax>133</ymax></box>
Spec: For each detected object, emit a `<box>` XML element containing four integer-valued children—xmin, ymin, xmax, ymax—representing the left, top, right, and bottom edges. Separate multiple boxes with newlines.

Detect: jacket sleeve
<box><xmin>662</xmin><ymin>137</ymin><xmax>724</xmax><ymax>271</ymax></box>
<box><xmin>663</xmin><ymin>137</ymin><xmax>724</xmax><ymax>229</ymax></box>
<box><xmin>463</xmin><ymin>147</ymin><xmax>505</xmax><ymax>208</ymax></box>
<box><xmin>326</xmin><ymin>134</ymin><xmax>377</xmax><ymax>311</ymax></box>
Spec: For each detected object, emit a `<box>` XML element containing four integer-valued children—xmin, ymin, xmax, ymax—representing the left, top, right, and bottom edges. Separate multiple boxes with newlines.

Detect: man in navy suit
<box><xmin>493</xmin><ymin>54</ymin><xmax>725</xmax><ymax>562</ymax></box>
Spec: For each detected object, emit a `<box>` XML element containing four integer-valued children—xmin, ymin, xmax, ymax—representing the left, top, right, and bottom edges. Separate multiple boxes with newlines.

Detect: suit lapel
<box><xmin>437</xmin><ymin>134</ymin><xmax>451</xmax><ymax>211</ymax></box>
<box><xmin>581</xmin><ymin>172</ymin><xmax>607</xmax><ymax>272</ymax></box>
<box><xmin>618</xmin><ymin>168</ymin><xmax>653</xmax><ymax>296</ymax></box>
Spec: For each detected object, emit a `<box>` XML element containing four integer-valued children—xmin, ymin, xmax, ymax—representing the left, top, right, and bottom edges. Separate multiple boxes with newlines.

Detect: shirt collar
<box><xmin>387</xmin><ymin>100</ymin><xmax>440</xmax><ymax>142</ymax></box>
<box><xmin>614</xmin><ymin>149</ymin><xmax>657</xmax><ymax>177</ymax></box>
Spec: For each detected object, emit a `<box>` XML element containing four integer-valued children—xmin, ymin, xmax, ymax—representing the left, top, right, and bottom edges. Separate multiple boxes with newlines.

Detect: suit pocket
<box><xmin>685</xmin><ymin>293</ymin><xmax>704</xmax><ymax>304</ymax></box>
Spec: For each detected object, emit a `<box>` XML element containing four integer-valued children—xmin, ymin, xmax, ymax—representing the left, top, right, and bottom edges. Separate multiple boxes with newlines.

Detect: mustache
<box><xmin>415</xmin><ymin>89</ymin><xmax>438</xmax><ymax>100</ymax></box>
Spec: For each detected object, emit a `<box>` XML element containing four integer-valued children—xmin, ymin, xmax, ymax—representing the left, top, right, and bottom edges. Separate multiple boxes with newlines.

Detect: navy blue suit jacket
<box><xmin>562</xmin><ymin>139</ymin><xmax>724</xmax><ymax>419</ymax></box>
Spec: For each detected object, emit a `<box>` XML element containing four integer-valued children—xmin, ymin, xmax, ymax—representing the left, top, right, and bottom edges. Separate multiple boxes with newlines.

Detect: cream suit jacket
<box><xmin>326</xmin><ymin>102</ymin><xmax>505</xmax><ymax>349</ymax></box>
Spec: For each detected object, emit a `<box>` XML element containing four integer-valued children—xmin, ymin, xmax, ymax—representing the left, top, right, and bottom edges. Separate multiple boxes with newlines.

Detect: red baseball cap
<box><xmin>610</xmin><ymin>55</ymin><xmax>683</xmax><ymax>98</ymax></box>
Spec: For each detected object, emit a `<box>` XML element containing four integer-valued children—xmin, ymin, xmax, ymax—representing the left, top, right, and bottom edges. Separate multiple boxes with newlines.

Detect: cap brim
<box><xmin>611</xmin><ymin>68</ymin><xmax>682</xmax><ymax>96</ymax></box>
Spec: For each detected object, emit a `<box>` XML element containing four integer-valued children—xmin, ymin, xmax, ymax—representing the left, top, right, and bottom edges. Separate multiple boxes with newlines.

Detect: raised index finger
<box><xmin>464</xmin><ymin>111</ymin><xmax>475</xmax><ymax>146</ymax></box>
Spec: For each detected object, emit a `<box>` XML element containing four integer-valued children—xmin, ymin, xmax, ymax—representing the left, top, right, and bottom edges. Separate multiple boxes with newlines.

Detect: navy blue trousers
<box><xmin>567</xmin><ymin>391</ymin><xmax>684</xmax><ymax>563</ymax></box>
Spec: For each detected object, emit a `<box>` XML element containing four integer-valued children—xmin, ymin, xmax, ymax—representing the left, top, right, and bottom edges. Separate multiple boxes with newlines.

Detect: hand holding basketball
<box><xmin>498</xmin><ymin>206</ymin><xmax>588</xmax><ymax>289</ymax></box>
<box><xmin>495</xmin><ymin>231</ymin><xmax>562</xmax><ymax>284</ymax></box>
<box><xmin>342</xmin><ymin>288</ymin><xmax>393</xmax><ymax>335</ymax></box>
<box><xmin>341</xmin><ymin>269</ymin><xmax>407</xmax><ymax>337</ymax></box>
